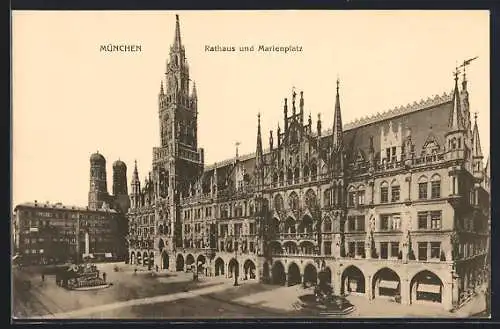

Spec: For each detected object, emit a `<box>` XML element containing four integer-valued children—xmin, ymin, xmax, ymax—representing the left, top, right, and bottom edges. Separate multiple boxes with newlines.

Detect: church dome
<box><xmin>90</xmin><ymin>152</ymin><xmax>106</xmax><ymax>164</ymax></box>
<box><xmin>113</xmin><ymin>159</ymin><xmax>127</xmax><ymax>170</ymax></box>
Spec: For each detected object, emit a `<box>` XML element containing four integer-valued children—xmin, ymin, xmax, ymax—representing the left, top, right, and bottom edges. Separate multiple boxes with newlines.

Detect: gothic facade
<box><xmin>126</xmin><ymin>15</ymin><xmax>490</xmax><ymax>311</ymax></box>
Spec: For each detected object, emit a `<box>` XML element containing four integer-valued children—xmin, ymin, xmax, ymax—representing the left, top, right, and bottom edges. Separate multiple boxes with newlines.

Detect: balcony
<box><xmin>279</xmin><ymin>232</ymin><xmax>317</xmax><ymax>241</ymax></box>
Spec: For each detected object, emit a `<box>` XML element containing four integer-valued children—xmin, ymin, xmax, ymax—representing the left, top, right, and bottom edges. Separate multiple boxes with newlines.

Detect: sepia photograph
<box><xmin>11</xmin><ymin>10</ymin><xmax>490</xmax><ymax>319</ymax></box>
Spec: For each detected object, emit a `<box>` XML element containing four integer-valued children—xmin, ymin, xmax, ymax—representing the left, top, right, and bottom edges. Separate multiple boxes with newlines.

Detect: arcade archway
<box><xmin>186</xmin><ymin>254</ymin><xmax>195</xmax><ymax>272</ymax></box>
<box><xmin>149</xmin><ymin>252</ymin><xmax>155</xmax><ymax>267</ymax></box>
<box><xmin>373</xmin><ymin>267</ymin><xmax>401</xmax><ymax>300</ymax></box>
<box><xmin>137</xmin><ymin>252</ymin><xmax>142</xmax><ymax>265</ymax></box>
<box><xmin>287</xmin><ymin>262</ymin><xmax>301</xmax><ymax>286</ymax></box>
<box><xmin>243</xmin><ymin>260</ymin><xmax>256</xmax><ymax>279</ymax></box>
<box><xmin>410</xmin><ymin>270</ymin><xmax>443</xmax><ymax>304</ymax></box>
<box><xmin>303</xmin><ymin>263</ymin><xmax>318</xmax><ymax>287</ymax></box>
<box><xmin>341</xmin><ymin>265</ymin><xmax>365</xmax><ymax>295</ymax></box>
<box><xmin>143</xmin><ymin>252</ymin><xmax>149</xmax><ymax>267</ymax></box>
<box><xmin>228</xmin><ymin>258</ymin><xmax>239</xmax><ymax>278</ymax></box>
<box><xmin>215</xmin><ymin>257</ymin><xmax>225</xmax><ymax>276</ymax></box>
<box><xmin>161</xmin><ymin>251</ymin><xmax>169</xmax><ymax>270</ymax></box>
<box><xmin>271</xmin><ymin>261</ymin><xmax>286</xmax><ymax>285</ymax></box>
<box><xmin>130</xmin><ymin>251</ymin><xmax>135</xmax><ymax>265</ymax></box>
<box><xmin>197</xmin><ymin>255</ymin><xmax>207</xmax><ymax>275</ymax></box>
<box><xmin>176</xmin><ymin>254</ymin><xmax>184</xmax><ymax>271</ymax></box>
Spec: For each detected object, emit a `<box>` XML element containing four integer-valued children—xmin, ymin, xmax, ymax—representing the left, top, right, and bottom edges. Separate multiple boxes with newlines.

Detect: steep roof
<box><xmin>201</xmin><ymin>90</ymin><xmax>454</xmax><ymax>185</ymax></box>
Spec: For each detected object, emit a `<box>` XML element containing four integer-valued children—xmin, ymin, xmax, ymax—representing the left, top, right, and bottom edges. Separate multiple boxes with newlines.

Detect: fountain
<box><xmin>56</xmin><ymin>263</ymin><xmax>110</xmax><ymax>290</ymax></box>
<box><xmin>297</xmin><ymin>269</ymin><xmax>355</xmax><ymax>316</ymax></box>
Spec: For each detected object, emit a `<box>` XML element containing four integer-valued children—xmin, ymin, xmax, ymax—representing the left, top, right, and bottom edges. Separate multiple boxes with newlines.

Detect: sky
<box><xmin>12</xmin><ymin>10</ymin><xmax>490</xmax><ymax>209</ymax></box>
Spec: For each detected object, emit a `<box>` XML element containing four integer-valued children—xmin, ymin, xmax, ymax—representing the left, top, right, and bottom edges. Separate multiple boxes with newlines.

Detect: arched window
<box><xmin>288</xmin><ymin>192</ymin><xmax>299</xmax><ymax>211</ymax></box>
<box><xmin>418</xmin><ymin>175</ymin><xmax>428</xmax><ymax>200</ymax></box>
<box><xmin>348</xmin><ymin>186</ymin><xmax>356</xmax><ymax>207</ymax></box>
<box><xmin>310</xmin><ymin>161</ymin><xmax>318</xmax><ymax>180</ymax></box>
<box><xmin>303</xmin><ymin>165</ymin><xmax>310</xmax><ymax>182</ymax></box>
<box><xmin>279</xmin><ymin>171</ymin><xmax>284</xmax><ymax>186</ymax></box>
<box><xmin>390</xmin><ymin>180</ymin><xmax>400</xmax><ymax>203</ymax></box>
<box><xmin>273</xmin><ymin>172</ymin><xmax>278</xmax><ymax>186</ymax></box>
<box><xmin>274</xmin><ymin>194</ymin><xmax>284</xmax><ymax>212</ymax></box>
<box><xmin>305</xmin><ymin>189</ymin><xmax>317</xmax><ymax>210</ymax></box>
<box><xmin>323</xmin><ymin>189</ymin><xmax>330</xmax><ymax>207</ymax></box>
<box><xmin>294</xmin><ymin>167</ymin><xmax>300</xmax><ymax>184</ymax></box>
<box><xmin>287</xmin><ymin>168</ymin><xmax>293</xmax><ymax>185</ymax></box>
<box><xmin>358</xmin><ymin>185</ymin><xmax>366</xmax><ymax>206</ymax></box>
<box><xmin>380</xmin><ymin>181</ymin><xmax>389</xmax><ymax>204</ymax></box>
<box><xmin>431</xmin><ymin>174</ymin><xmax>441</xmax><ymax>199</ymax></box>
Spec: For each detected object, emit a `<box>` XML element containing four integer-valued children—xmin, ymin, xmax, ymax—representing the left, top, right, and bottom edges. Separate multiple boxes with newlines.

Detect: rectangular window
<box><xmin>431</xmin><ymin>181</ymin><xmax>441</xmax><ymax>199</ymax></box>
<box><xmin>358</xmin><ymin>191</ymin><xmax>365</xmax><ymax>205</ymax></box>
<box><xmin>390</xmin><ymin>242</ymin><xmax>399</xmax><ymax>258</ymax></box>
<box><xmin>418</xmin><ymin>212</ymin><xmax>428</xmax><ymax>229</ymax></box>
<box><xmin>356</xmin><ymin>241</ymin><xmax>365</xmax><ymax>257</ymax></box>
<box><xmin>380</xmin><ymin>242</ymin><xmax>388</xmax><ymax>259</ymax></box>
<box><xmin>386</xmin><ymin>148</ymin><xmax>391</xmax><ymax>161</ymax></box>
<box><xmin>348</xmin><ymin>242</ymin><xmax>355</xmax><ymax>257</ymax></box>
<box><xmin>391</xmin><ymin>215</ymin><xmax>401</xmax><ymax>231</ymax></box>
<box><xmin>220</xmin><ymin>241</ymin><xmax>224</xmax><ymax>251</ymax></box>
<box><xmin>381</xmin><ymin>187</ymin><xmax>389</xmax><ymax>203</ymax></box>
<box><xmin>249</xmin><ymin>223</ymin><xmax>255</xmax><ymax>235</ymax></box>
<box><xmin>418</xmin><ymin>242</ymin><xmax>428</xmax><ymax>261</ymax></box>
<box><xmin>418</xmin><ymin>183</ymin><xmax>428</xmax><ymax>199</ymax></box>
<box><xmin>380</xmin><ymin>215</ymin><xmax>389</xmax><ymax>231</ymax></box>
<box><xmin>430</xmin><ymin>242</ymin><xmax>441</xmax><ymax>259</ymax></box>
<box><xmin>391</xmin><ymin>146</ymin><xmax>397</xmax><ymax>162</ymax></box>
<box><xmin>249</xmin><ymin>242</ymin><xmax>254</xmax><ymax>252</ymax></box>
<box><xmin>430</xmin><ymin>211</ymin><xmax>442</xmax><ymax>229</ymax></box>
<box><xmin>348</xmin><ymin>217</ymin><xmax>356</xmax><ymax>231</ymax></box>
<box><xmin>391</xmin><ymin>186</ymin><xmax>400</xmax><ymax>202</ymax></box>
<box><xmin>357</xmin><ymin>216</ymin><xmax>365</xmax><ymax>232</ymax></box>
<box><xmin>324</xmin><ymin>241</ymin><xmax>332</xmax><ymax>255</ymax></box>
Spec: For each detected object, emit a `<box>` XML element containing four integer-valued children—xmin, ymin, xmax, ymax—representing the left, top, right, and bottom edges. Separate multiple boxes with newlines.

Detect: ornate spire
<box><xmin>283</xmin><ymin>98</ymin><xmax>288</xmax><ymax>132</ymax></box>
<box><xmin>472</xmin><ymin>113</ymin><xmax>483</xmax><ymax>158</ymax></box>
<box><xmin>160</xmin><ymin>80</ymin><xmax>164</xmax><ymax>95</ymax></box>
<box><xmin>132</xmin><ymin>160</ymin><xmax>139</xmax><ymax>182</ymax></box>
<box><xmin>317</xmin><ymin>113</ymin><xmax>322</xmax><ymax>136</ymax></box>
<box><xmin>292</xmin><ymin>88</ymin><xmax>297</xmax><ymax>115</ymax></box>
<box><xmin>300</xmin><ymin>91</ymin><xmax>304</xmax><ymax>124</ymax></box>
<box><xmin>269</xmin><ymin>130</ymin><xmax>274</xmax><ymax>150</ymax></box>
<box><xmin>332</xmin><ymin>77</ymin><xmax>343</xmax><ymax>150</ymax></box>
<box><xmin>173</xmin><ymin>14</ymin><xmax>182</xmax><ymax>50</ymax></box>
<box><xmin>449</xmin><ymin>68</ymin><xmax>465</xmax><ymax>131</ymax></box>
<box><xmin>256</xmin><ymin>113</ymin><xmax>263</xmax><ymax>158</ymax></box>
<box><xmin>191</xmin><ymin>81</ymin><xmax>197</xmax><ymax>99</ymax></box>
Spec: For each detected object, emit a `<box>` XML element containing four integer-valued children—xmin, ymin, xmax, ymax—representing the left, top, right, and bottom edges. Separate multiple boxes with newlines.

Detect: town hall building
<box><xmin>126</xmin><ymin>15</ymin><xmax>490</xmax><ymax>311</ymax></box>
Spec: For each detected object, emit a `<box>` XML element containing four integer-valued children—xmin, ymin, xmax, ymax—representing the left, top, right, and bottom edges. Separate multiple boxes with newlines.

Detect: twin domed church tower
<box><xmin>88</xmin><ymin>151</ymin><xmax>130</xmax><ymax>214</ymax></box>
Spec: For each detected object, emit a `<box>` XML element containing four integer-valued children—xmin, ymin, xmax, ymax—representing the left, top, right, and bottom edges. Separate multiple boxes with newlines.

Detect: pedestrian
<box><xmin>103</xmin><ymin>272</ymin><xmax>107</xmax><ymax>283</ymax></box>
<box><xmin>156</xmin><ymin>265</ymin><xmax>159</xmax><ymax>272</ymax></box>
<box><xmin>41</xmin><ymin>273</ymin><xmax>45</xmax><ymax>282</ymax></box>
<box><xmin>134</xmin><ymin>268</ymin><xmax>137</xmax><ymax>275</ymax></box>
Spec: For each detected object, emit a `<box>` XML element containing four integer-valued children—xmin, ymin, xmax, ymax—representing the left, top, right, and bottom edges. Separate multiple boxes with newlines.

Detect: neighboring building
<box><xmin>12</xmin><ymin>152</ymin><xmax>131</xmax><ymax>264</ymax></box>
<box><xmin>126</xmin><ymin>15</ymin><xmax>490</xmax><ymax>311</ymax></box>
<box><xmin>12</xmin><ymin>201</ymin><xmax>121</xmax><ymax>264</ymax></box>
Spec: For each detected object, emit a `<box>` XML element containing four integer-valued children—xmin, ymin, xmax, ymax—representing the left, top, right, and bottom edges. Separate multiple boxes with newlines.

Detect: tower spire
<box><xmin>472</xmin><ymin>113</ymin><xmax>483</xmax><ymax>158</ymax></box>
<box><xmin>332</xmin><ymin>77</ymin><xmax>343</xmax><ymax>150</ymax></box>
<box><xmin>256</xmin><ymin>113</ymin><xmax>263</xmax><ymax>157</ymax></box>
<box><xmin>191</xmin><ymin>81</ymin><xmax>197</xmax><ymax>99</ymax></box>
<box><xmin>449</xmin><ymin>67</ymin><xmax>465</xmax><ymax>131</ymax></box>
<box><xmin>173</xmin><ymin>14</ymin><xmax>182</xmax><ymax>50</ymax></box>
<box><xmin>160</xmin><ymin>80</ymin><xmax>164</xmax><ymax>94</ymax></box>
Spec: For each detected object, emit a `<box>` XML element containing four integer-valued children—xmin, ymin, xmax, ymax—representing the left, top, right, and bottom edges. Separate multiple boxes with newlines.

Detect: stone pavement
<box><xmin>13</xmin><ymin>263</ymin><xmax>488</xmax><ymax>319</ymax></box>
